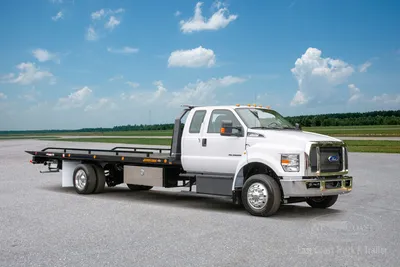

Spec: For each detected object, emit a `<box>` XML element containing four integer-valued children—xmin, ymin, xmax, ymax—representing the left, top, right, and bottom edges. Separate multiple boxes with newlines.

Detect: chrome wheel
<box><xmin>247</xmin><ymin>182</ymin><xmax>268</xmax><ymax>209</ymax></box>
<box><xmin>74</xmin><ymin>169</ymin><xmax>87</xmax><ymax>191</ymax></box>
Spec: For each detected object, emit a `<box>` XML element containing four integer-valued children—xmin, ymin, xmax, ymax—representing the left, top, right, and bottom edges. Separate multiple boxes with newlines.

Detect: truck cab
<box><xmin>179</xmin><ymin>105</ymin><xmax>352</xmax><ymax>216</ymax></box>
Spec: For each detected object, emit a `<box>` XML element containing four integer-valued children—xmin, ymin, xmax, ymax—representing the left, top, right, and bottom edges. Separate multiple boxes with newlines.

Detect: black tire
<box><xmin>127</xmin><ymin>184</ymin><xmax>153</xmax><ymax>191</ymax></box>
<box><xmin>92</xmin><ymin>164</ymin><xmax>106</xmax><ymax>194</ymax></box>
<box><xmin>72</xmin><ymin>164</ymin><xmax>97</xmax><ymax>194</ymax></box>
<box><xmin>241</xmin><ymin>174</ymin><xmax>282</xmax><ymax>217</ymax></box>
<box><xmin>305</xmin><ymin>195</ymin><xmax>338</xmax><ymax>209</ymax></box>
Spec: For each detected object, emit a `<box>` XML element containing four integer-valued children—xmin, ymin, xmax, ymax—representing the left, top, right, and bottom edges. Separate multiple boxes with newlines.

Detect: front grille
<box><xmin>310</xmin><ymin>146</ymin><xmax>344</xmax><ymax>173</ymax></box>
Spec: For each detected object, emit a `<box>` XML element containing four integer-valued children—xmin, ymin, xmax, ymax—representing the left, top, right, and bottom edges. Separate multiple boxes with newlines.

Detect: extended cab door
<box><xmin>199</xmin><ymin>109</ymin><xmax>247</xmax><ymax>175</ymax></box>
<box><xmin>181</xmin><ymin>109</ymin><xmax>208</xmax><ymax>173</ymax></box>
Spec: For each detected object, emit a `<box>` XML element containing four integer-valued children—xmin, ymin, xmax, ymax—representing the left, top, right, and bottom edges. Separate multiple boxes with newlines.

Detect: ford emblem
<box><xmin>328</xmin><ymin>155</ymin><xmax>339</xmax><ymax>162</ymax></box>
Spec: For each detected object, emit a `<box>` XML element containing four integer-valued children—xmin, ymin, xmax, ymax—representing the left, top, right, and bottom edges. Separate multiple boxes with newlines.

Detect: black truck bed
<box><xmin>26</xmin><ymin>146</ymin><xmax>180</xmax><ymax>167</ymax></box>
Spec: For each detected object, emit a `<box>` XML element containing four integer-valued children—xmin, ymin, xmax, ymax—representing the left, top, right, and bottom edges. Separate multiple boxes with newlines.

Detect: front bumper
<box><xmin>280</xmin><ymin>176</ymin><xmax>353</xmax><ymax>198</ymax></box>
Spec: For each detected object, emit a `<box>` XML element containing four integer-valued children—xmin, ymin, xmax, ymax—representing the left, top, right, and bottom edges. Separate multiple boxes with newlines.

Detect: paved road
<box><xmin>1</xmin><ymin>139</ymin><xmax>399</xmax><ymax>267</ymax></box>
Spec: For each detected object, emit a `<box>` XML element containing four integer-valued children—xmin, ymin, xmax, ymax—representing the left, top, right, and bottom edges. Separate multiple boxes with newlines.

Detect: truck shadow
<box><xmin>42</xmin><ymin>185</ymin><xmax>343</xmax><ymax>219</ymax></box>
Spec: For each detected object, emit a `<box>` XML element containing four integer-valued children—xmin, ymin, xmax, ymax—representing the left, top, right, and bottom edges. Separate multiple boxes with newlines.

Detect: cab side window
<box><xmin>207</xmin><ymin>109</ymin><xmax>242</xmax><ymax>133</ymax></box>
<box><xmin>189</xmin><ymin>110</ymin><xmax>206</xmax><ymax>133</ymax></box>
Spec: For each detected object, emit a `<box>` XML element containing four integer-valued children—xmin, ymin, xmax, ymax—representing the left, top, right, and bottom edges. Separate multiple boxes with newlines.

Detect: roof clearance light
<box><xmin>236</xmin><ymin>104</ymin><xmax>240</xmax><ymax>107</ymax></box>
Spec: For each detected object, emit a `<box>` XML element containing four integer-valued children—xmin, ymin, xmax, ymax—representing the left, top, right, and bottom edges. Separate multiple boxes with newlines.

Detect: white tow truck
<box><xmin>26</xmin><ymin>104</ymin><xmax>353</xmax><ymax>217</ymax></box>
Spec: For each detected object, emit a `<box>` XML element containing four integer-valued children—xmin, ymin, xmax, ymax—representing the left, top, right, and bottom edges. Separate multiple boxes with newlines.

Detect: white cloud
<box><xmin>290</xmin><ymin>91</ymin><xmax>307</xmax><ymax>106</ymax></box>
<box><xmin>52</xmin><ymin>11</ymin><xmax>63</xmax><ymax>21</ymax></box>
<box><xmin>168</xmin><ymin>46</ymin><xmax>216</xmax><ymax>68</ymax></box>
<box><xmin>123</xmin><ymin>81</ymin><xmax>167</xmax><ymax>104</ymax></box>
<box><xmin>56</xmin><ymin>86</ymin><xmax>92</xmax><ymax>109</ymax></box>
<box><xmin>371</xmin><ymin>93</ymin><xmax>400</xmax><ymax>104</ymax></box>
<box><xmin>107</xmin><ymin>46</ymin><xmax>139</xmax><ymax>54</ymax></box>
<box><xmin>169</xmin><ymin>75</ymin><xmax>246</xmax><ymax>106</ymax></box>
<box><xmin>179</xmin><ymin>1</ymin><xmax>238</xmax><ymax>33</ymax></box>
<box><xmin>86</xmin><ymin>8</ymin><xmax>125</xmax><ymax>40</ymax></box>
<box><xmin>174</xmin><ymin>11</ymin><xmax>181</xmax><ymax>16</ymax></box>
<box><xmin>91</xmin><ymin>9</ymin><xmax>106</xmax><ymax>20</ymax></box>
<box><xmin>153</xmin><ymin>81</ymin><xmax>167</xmax><ymax>99</ymax></box>
<box><xmin>290</xmin><ymin>47</ymin><xmax>354</xmax><ymax>106</ymax></box>
<box><xmin>85</xmin><ymin>98</ymin><xmax>116</xmax><ymax>112</ymax></box>
<box><xmin>0</xmin><ymin>92</ymin><xmax>7</xmax><ymax>100</ymax></box>
<box><xmin>105</xmin><ymin>16</ymin><xmax>120</xmax><ymax>30</ymax></box>
<box><xmin>85</xmin><ymin>26</ymin><xmax>98</xmax><ymax>41</ymax></box>
<box><xmin>108</xmin><ymin>75</ymin><xmax>123</xmax><ymax>81</ymax></box>
<box><xmin>1</xmin><ymin>62</ymin><xmax>54</xmax><ymax>85</ymax></box>
<box><xmin>348</xmin><ymin>84</ymin><xmax>362</xmax><ymax>102</ymax></box>
<box><xmin>91</xmin><ymin>8</ymin><xmax>124</xmax><ymax>20</ymax></box>
<box><xmin>32</xmin><ymin>49</ymin><xmax>60</xmax><ymax>63</ymax></box>
<box><xmin>359</xmin><ymin>61</ymin><xmax>372</xmax><ymax>73</ymax></box>
<box><xmin>126</xmin><ymin>81</ymin><xmax>140</xmax><ymax>88</ymax></box>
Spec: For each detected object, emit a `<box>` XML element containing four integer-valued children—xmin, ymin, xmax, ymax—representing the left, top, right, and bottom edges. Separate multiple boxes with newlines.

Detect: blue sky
<box><xmin>0</xmin><ymin>0</ymin><xmax>399</xmax><ymax>130</ymax></box>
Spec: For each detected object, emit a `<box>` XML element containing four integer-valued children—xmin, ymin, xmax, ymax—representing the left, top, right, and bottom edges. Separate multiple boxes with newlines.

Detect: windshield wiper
<box><xmin>250</xmin><ymin>126</ymin><xmax>283</xmax><ymax>129</ymax></box>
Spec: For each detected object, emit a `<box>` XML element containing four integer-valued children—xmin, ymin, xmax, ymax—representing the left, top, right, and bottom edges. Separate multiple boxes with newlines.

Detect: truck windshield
<box><xmin>235</xmin><ymin>108</ymin><xmax>296</xmax><ymax>129</ymax></box>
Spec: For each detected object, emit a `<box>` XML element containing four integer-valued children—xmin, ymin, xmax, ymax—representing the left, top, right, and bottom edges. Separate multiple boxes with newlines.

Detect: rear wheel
<box><xmin>127</xmin><ymin>184</ymin><xmax>153</xmax><ymax>191</ymax></box>
<box><xmin>305</xmin><ymin>195</ymin><xmax>338</xmax><ymax>208</ymax></box>
<box><xmin>241</xmin><ymin>174</ymin><xmax>281</xmax><ymax>217</ymax></box>
<box><xmin>92</xmin><ymin>165</ymin><xmax>106</xmax><ymax>194</ymax></box>
<box><xmin>73</xmin><ymin>164</ymin><xmax>97</xmax><ymax>194</ymax></box>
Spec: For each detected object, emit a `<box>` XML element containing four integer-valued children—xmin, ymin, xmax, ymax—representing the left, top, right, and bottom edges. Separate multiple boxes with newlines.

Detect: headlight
<box><xmin>281</xmin><ymin>154</ymin><xmax>300</xmax><ymax>172</ymax></box>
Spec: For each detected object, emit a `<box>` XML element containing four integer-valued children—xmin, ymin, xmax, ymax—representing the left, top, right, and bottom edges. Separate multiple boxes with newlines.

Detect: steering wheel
<box><xmin>266</xmin><ymin>122</ymin><xmax>280</xmax><ymax>128</ymax></box>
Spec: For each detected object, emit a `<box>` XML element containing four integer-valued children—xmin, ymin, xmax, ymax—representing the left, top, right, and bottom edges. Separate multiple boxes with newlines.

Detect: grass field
<box><xmin>343</xmin><ymin>140</ymin><xmax>400</xmax><ymax>153</ymax></box>
<box><xmin>304</xmin><ymin>125</ymin><xmax>400</xmax><ymax>137</ymax></box>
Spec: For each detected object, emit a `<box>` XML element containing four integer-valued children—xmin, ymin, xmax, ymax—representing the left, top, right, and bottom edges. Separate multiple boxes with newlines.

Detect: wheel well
<box><xmin>243</xmin><ymin>162</ymin><xmax>284</xmax><ymax>199</ymax></box>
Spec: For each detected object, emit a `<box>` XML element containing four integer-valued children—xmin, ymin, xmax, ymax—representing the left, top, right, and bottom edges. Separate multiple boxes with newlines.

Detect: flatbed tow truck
<box><xmin>26</xmin><ymin>104</ymin><xmax>353</xmax><ymax>217</ymax></box>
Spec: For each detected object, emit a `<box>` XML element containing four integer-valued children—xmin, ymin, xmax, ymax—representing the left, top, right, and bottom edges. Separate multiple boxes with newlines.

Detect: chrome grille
<box><xmin>308</xmin><ymin>142</ymin><xmax>347</xmax><ymax>175</ymax></box>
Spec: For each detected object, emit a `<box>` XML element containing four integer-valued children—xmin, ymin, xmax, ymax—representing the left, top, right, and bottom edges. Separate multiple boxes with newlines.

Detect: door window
<box><xmin>189</xmin><ymin>110</ymin><xmax>206</xmax><ymax>133</ymax></box>
<box><xmin>207</xmin><ymin>109</ymin><xmax>242</xmax><ymax>133</ymax></box>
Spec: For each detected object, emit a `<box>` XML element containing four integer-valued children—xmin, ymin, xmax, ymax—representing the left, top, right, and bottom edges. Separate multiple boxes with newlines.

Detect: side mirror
<box><xmin>220</xmin><ymin>120</ymin><xmax>243</xmax><ymax>136</ymax></box>
<box><xmin>295</xmin><ymin>123</ymin><xmax>302</xmax><ymax>130</ymax></box>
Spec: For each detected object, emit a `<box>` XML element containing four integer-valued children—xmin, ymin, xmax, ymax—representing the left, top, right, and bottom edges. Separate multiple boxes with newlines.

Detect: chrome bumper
<box><xmin>280</xmin><ymin>176</ymin><xmax>353</xmax><ymax>198</ymax></box>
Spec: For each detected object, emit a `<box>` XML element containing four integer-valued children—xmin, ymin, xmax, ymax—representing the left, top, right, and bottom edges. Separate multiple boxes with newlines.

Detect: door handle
<box><xmin>202</xmin><ymin>138</ymin><xmax>207</xmax><ymax>147</ymax></box>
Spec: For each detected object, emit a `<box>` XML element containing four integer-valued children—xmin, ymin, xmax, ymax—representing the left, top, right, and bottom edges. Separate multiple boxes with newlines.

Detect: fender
<box><xmin>232</xmin><ymin>142</ymin><xmax>304</xmax><ymax>190</ymax></box>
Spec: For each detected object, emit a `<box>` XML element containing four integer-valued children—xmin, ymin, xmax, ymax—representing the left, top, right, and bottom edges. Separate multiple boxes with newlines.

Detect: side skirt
<box><xmin>195</xmin><ymin>173</ymin><xmax>233</xmax><ymax>196</ymax></box>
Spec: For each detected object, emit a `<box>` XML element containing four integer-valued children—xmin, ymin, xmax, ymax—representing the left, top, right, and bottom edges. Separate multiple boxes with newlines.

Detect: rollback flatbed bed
<box><xmin>25</xmin><ymin>104</ymin><xmax>353</xmax><ymax>217</ymax></box>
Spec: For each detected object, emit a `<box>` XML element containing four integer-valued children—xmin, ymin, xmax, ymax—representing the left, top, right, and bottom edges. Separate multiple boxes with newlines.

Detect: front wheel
<box><xmin>241</xmin><ymin>174</ymin><xmax>282</xmax><ymax>217</ymax></box>
<box><xmin>305</xmin><ymin>195</ymin><xmax>338</xmax><ymax>209</ymax></box>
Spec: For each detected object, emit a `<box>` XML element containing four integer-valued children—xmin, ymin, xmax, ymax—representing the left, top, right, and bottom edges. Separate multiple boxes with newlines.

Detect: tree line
<box><xmin>1</xmin><ymin>109</ymin><xmax>399</xmax><ymax>135</ymax></box>
<box><xmin>285</xmin><ymin>110</ymin><xmax>400</xmax><ymax>127</ymax></box>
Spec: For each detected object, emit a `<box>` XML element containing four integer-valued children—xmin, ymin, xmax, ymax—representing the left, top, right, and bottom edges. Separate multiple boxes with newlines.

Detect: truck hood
<box><xmin>247</xmin><ymin>129</ymin><xmax>343</xmax><ymax>143</ymax></box>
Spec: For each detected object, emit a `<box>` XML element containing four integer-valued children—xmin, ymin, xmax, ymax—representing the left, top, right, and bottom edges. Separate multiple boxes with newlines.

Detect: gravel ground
<box><xmin>1</xmin><ymin>139</ymin><xmax>399</xmax><ymax>267</ymax></box>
